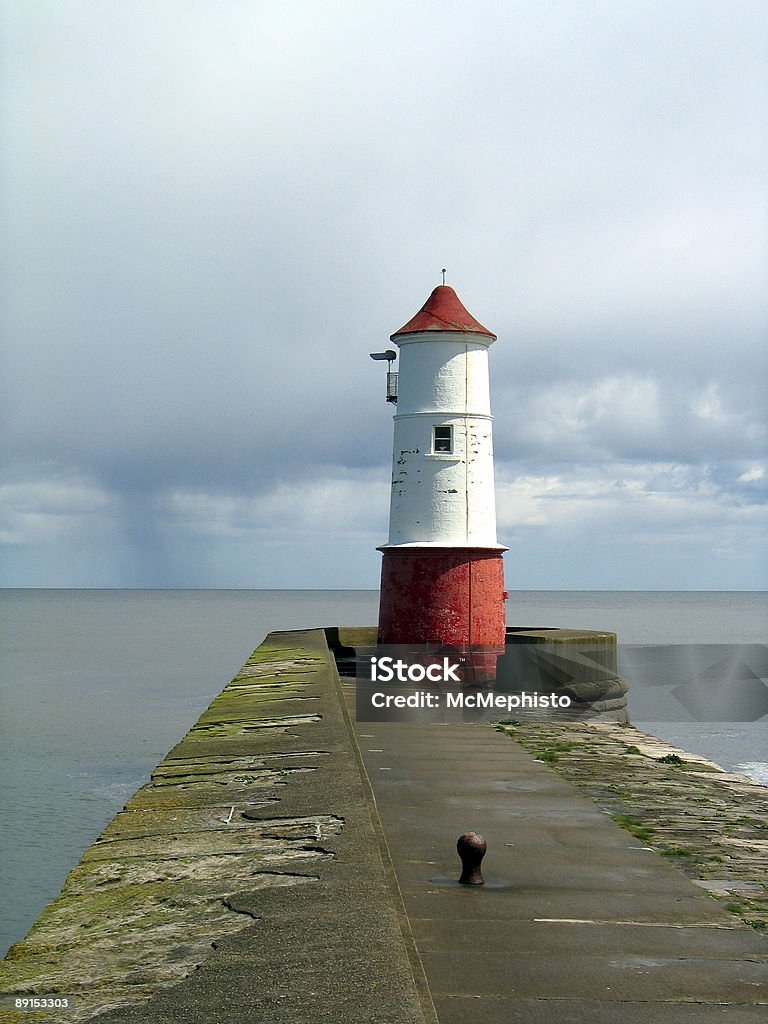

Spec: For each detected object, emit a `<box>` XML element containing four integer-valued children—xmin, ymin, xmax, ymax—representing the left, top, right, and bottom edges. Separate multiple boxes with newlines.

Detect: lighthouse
<box><xmin>376</xmin><ymin>282</ymin><xmax>507</xmax><ymax>650</ymax></box>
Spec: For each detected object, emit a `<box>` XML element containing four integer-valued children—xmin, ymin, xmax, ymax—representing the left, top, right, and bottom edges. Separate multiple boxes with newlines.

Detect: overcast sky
<box><xmin>1</xmin><ymin>0</ymin><xmax>766</xmax><ymax>590</ymax></box>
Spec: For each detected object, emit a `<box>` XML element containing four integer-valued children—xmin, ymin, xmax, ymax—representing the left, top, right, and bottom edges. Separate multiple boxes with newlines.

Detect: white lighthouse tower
<box><xmin>376</xmin><ymin>282</ymin><xmax>507</xmax><ymax>648</ymax></box>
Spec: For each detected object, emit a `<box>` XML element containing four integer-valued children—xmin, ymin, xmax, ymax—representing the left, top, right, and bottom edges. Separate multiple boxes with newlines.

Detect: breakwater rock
<box><xmin>502</xmin><ymin>720</ymin><xmax>768</xmax><ymax>933</ymax></box>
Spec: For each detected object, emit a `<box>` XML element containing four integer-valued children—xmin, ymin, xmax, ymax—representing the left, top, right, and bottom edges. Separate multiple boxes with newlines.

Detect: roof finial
<box><xmin>441</xmin><ymin>268</ymin><xmax>446</xmax><ymax>285</ymax></box>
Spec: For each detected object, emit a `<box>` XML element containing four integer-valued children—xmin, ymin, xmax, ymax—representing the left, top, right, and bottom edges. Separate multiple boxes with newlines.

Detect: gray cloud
<box><xmin>1</xmin><ymin>0</ymin><xmax>766</xmax><ymax>589</ymax></box>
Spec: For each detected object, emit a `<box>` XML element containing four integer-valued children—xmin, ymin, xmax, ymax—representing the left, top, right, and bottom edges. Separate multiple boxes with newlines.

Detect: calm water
<box><xmin>1</xmin><ymin>588</ymin><xmax>766</xmax><ymax>957</ymax></box>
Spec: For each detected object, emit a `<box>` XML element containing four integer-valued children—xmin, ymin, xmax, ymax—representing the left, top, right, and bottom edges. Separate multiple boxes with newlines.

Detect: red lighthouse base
<box><xmin>377</xmin><ymin>547</ymin><xmax>506</xmax><ymax>647</ymax></box>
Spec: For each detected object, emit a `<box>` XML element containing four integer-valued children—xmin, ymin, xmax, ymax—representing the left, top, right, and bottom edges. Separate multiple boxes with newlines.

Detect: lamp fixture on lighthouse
<box><xmin>376</xmin><ymin>281</ymin><xmax>507</xmax><ymax>650</ymax></box>
<box><xmin>370</xmin><ymin>349</ymin><xmax>399</xmax><ymax>404</ymax></box>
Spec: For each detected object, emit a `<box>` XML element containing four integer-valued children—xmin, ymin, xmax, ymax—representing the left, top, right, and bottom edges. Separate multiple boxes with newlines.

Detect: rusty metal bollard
<box><xmin>457</xmin><ymin>831</ymin><xmax>486</xmax><ymax>885</ymax></box>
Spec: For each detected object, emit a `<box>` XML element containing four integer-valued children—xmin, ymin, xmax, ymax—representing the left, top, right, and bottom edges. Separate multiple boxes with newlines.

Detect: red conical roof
<box><xmin>391</xmin><ymin>285</ymin><xmax>496</xmax><ymax>340</ymax></box>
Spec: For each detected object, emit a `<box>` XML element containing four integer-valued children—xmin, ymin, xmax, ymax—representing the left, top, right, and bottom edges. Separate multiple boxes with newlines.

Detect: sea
<box><xmin>1</xmin><ymin>588</ymin><xmax>766</xmax><ymax>958</ymax></box>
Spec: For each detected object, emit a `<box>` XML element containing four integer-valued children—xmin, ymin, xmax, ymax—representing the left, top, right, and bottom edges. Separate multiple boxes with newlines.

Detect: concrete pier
<box><xmin>1</xmin><ymin>629</ymin><xmax>766</xmax><ymax>1022</ymax></box>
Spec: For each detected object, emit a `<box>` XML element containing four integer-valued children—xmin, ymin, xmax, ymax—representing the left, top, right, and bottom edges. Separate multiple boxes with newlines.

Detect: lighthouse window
<box><xmin>433</xmin><ymin>425</ymin><xmax>453</xmax><ymax>454</ymax></box>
